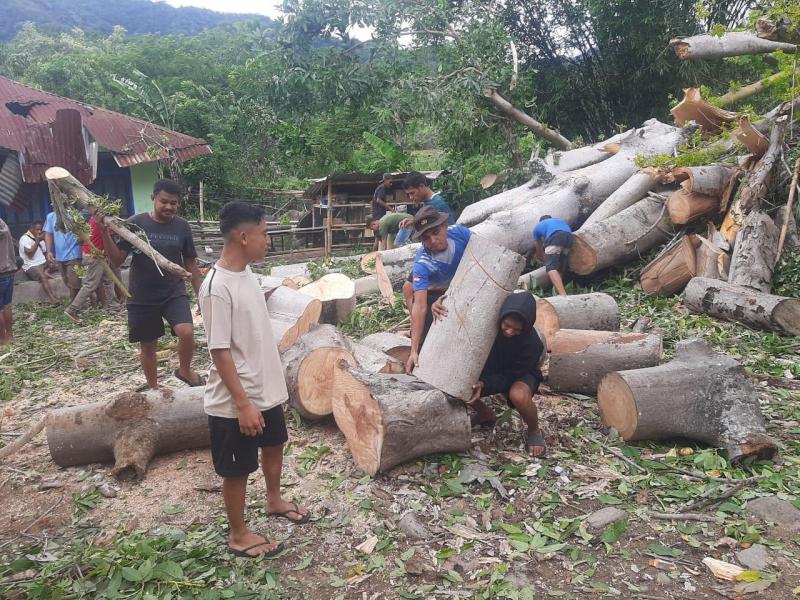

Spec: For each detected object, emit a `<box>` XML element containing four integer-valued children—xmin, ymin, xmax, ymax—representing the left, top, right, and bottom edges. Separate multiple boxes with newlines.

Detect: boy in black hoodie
<box><xmin>467</xmin><ymin>293</ymin><xmax>547</xmax><ymax>457</ymax></box>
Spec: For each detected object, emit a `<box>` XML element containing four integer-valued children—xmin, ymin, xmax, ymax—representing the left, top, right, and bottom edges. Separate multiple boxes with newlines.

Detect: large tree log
<box><xmin>597</xmin><ymin>339</ymin><xmax>778</xmax><ymax>463</ymax></box>
<box><xmin>694</xmin><ymin>233</ymin><xmax>728</xmax><ymax>280</ymax></box>
<box><xmin>534</xmin><ymin>293</ymin><xmax>620</xmax><ymax>351</ymax></box>
<box><xmin>568</xmin><ymin>195</ymin><xmax>673</xmax><ymax>275</ymax></box>
<box><xmin>684</xmin><ymin>277</ymin><xmax>800</xmax><ymax>336</ymax></box>
<box><xmin>351</xmin><ymin>341</ymin><xmax>404</xmax><ymax>374</ymax></box>
<box><xmin>548</xmin><ymin>330</ymin><xmax>662</xmax><ymax>394</ymax></box>
<box><xmin>359</xmin><ymin>332</ymin><xmax>412</xmax><ymax>364</ymax></box>
<box><xmin>415</xmin><ymin>235</ymin><xmax>526</xmax><ymax>400</ymax></box>
<box><xmin>543</xmin><ymin>129</ymin><xmax>632</xmax><ymax>173</ymax></box>
<box><xmin>639</xmin><ymin>235</ymin><xmax>697</xmax><ymax>296</ymax></box>
<box><xmin>46</xmin><ymin>387</ymin><xmax>208</xmax><ymax>479</ymax></box>
<box><xmin>255</xmin><ymin>274</ymin><xmax>299</xmax><ymax>301</ymax></box>
<box><xmin>282</xmin><ymin>325</ymin><xmax>355</xmax><ymax>420</ymax></box>
<box><xmin>267</xmin><ymin>287</ymin><xmax>322</xmax><ymax>352</ymax></box>
<box><xmin>582</xmin><ymin>170</ymin><xmax>658</xmax><ymax>226</ymax></box>
<box><xmin>728</xmin><ymin>211</ymin><xmax>779</xmax><ymax>293</ymax></box>
<box><xmin>669</xmin><ymin>32</ymin><xmax>796</xmax><ymax>60</ymax></box>
<box><xmin>672</xmin><ymin>165</ymin><xmax>734</xmax><ymax>197</ymax></box>
<box><xmin>331</xmin><ymin>363</ymin><xmax>471</xmax><ymax>476</ymax></box>
<box><xmin>482</xmin><ymin>88</ymin><xmax>571</xmax><ymax>150</ymax></box>
<box><xmin>354</xmin><ymin>275</ymin><xmax>380</xmax><ymax>296</ymax></box>
<box><xmin>299</xmin><ymin>273</ymin><xmax>357</xmax><ymax>324</ymax></box>
<box><xmin>45</xmin><ymin>167</ymin><xmax>190</xmax><ymax>280</ymax></box>
<box><xmin>666</xmin><ymin>188</ymin><xmax>720</xmax><ymax>224</ymax></box>
<box><xmin>716</xmin><ymin>72</ymin><xmax>786</xmax><ymax>107</ymax></box>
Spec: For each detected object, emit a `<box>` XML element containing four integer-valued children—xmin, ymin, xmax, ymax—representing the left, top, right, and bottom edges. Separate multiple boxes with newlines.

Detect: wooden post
<box><xmin>325</xmin><ymin>180</ymin><xmax>334</xmax><ymax>257</ymax></box>
<box><xmin>198</xmin><ymin>180</ymin><xmax>205</xmax><ymax>222</ymax></box>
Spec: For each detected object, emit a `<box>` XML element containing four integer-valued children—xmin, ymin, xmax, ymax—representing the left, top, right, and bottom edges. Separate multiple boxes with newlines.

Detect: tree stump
<box><xmin>415</xmin><ymin>235</ymin><xmax>526</xmax><ymax>400</ymax></box>
<box><xmin>299</xmin><ymin>273</ymin><xmax>357</xmax><ymax>324</ymax></box>
<box><xmin>535</xmin><ymin>293</ymin><xmax>620</xmax><ymax>351</ymax></box>
<box><xmin>332</xmin><ymin>362</ymin><xmax>471</xmax><ymax>476</ymax></box>
<box><xmin>597</xmin><ymin>339</ymin><xmax>777</xmax><ymax>463</ymax></box>
<box><xmin>359</xmin><ymin>332</ymin><xmax>412</xmax><ymax>364</ymax></box>
<box><xmin>639</xmin><ymin>235</ymin><xmax>697</xmax><ymax>296</ymax></box>
<box><xmin>282</xmin><ymin>325</ymin><xmax>355</xmax><ymax>420</ymax></box>
<box><xmin>46</xmin><ymin>387</ymin><xmax>209</xmax><ymax>480</ymax></box>
<box><xmin>548</xmin><ymin>330</ymin><xmax>662</xmax><ymax>394</ymax></box>
<box><xmin>684</xmin><ymin>277</ymin><xmax>800</xmax><ymax>336</ymax></box>
<box><xmin>728</xmin><ymin>210</ymin><xmax>779</xmax><ymax>293</ymax></box>
<box><xmin>351</xmin><ymin>341</ymin><xmax>404</xmax><ymax>374</ymax></box>
<box><xmin>267</xmin><ymin>287</ymin><xmax>322</xmax><ymax>352</ymax></box>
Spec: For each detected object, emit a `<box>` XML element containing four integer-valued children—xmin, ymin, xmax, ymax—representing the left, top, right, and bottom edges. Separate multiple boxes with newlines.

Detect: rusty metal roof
<box><xmin>0</xmin><ymin>76</ymin><xmax>211</xmax><ymax>172</ymax></box>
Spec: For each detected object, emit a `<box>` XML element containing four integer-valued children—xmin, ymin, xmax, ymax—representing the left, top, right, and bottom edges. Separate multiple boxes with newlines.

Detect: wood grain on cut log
<box><xmin>695</xmin><ymin>235</ymin><xmax>728</xmax><ymax>280</ymax></box>
<box><xmin>640</xmin><ymin>235</ymin><xmax>697</xmax><ymax>296</ymax></box>
<box><xmin>375</xmin><ymin>243</ymin><xmax>419</xmax><ymax>298</ymax></box>
<box><xmin>582</xmin><ymin>170</ymin><xmax>658</xmax><ymax>226</ymax></box>
<box><xmin>672</xmin><ymin>165</ymin><xmax>734</xmax><ymax>197</ymax></box>
<box><xmin>359</xmin><ymin>332</ymin><xmax>412</xmax><ymax>364</ymax></box>
<box><xmin>282</xmin><ymin>325</ymin><xmax>355</xmax><ymax>420</ymax></box>
<box><xmin>548</xmin><ymin>330</ymin><xmax>662</xmax><ymax>394</ymax></box>
<box><xmin>666</xmin><ymin>188</ymin><xmax>720</xmax><ymax>224</ymax></box>
<box><xmin>415</xmin><ymin>235</ymin><xmax>526</xmax><ymax>400</ymax></box>
<box><xmin>569</xmin><ymin>195</ymin><xmax>672</xmax><ymax>275</ymax></box>
<box><xmin>735</xmin><ymin>115</ymin><xmax>770</xmax><ymax>156</ymax></box>
<box><xmin>351</xmin><ymin>341</ymin><xmax>404</xmax><ymax>374</ymax></box>
<box><xmin>670</xmin><ymin>88</ymin><xmax>737</xmax><ymax>135</ymax></box>
<box><xmin>597</xmin><ymin>339</ymin><xmax>777</xmax><ymax>463</ymax></box>
<box><xmin>684</xmin><ymin>277</ymin><xmax>800</xmax><ymax>336</ymax></box>
<box><xmin>267</xmin><ymin>287</ymin><xmax>322</xmax><ymax>352</ymax></box>
<box><xmin>669</xmin><ymin>32</ymin><xmax>796</xmax><ymax>60</ymax></box>
<box><xmin>728</xmin><ymin>211</ymin><xmax>779</xmax><ymax>293</ymax></box>
<box><xmin>46</xmin><ymin>387</ymin><xmax>208</xmax><ymax>479</ymax></box>
<box><xmin>360</xmin><ymin>252</ymin><xmax>378</xmax><ymax>274</ymax></box>
<box><xmin>331</xmin><ymin>362</ymin><xmax>471</xmax><ymax>476</ymax></box>
<box><xmin>535</xmin><ymin>293</ymin><xmax>620</xmax><ymax>351</ymax></box>
<box><xmin>299</xmin><ymin>273</ymin><xmax>357</xmax><ymax>324</ymax></box>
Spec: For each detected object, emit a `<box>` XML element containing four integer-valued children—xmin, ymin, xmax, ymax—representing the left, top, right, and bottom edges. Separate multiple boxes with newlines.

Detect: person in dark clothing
<box><xmin>533</xmin><ymin>214</ymin><xmax>573</xmax><ymax>296</ymax></box>
<box><xmin>467</xmin><ymin>293</ymin><xmax>547</xmax><ymax>457</ymax></box>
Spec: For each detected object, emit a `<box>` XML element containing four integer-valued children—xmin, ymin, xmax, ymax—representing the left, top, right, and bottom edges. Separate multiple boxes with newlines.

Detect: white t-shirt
<box><xmin>199</xmin><ymin>263</ymin><xmax>288</xmax><ymax>418</ymax></box>
<box><xmin>19</xmin><ymin>233</ymin><xmax>46</xmax><ymax>272</ymax></box>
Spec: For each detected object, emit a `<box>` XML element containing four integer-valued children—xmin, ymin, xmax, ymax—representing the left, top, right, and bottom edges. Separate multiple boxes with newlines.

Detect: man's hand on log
<box><xmin>406</xmin><ymin>350</ymin><xmax>419</xmax><ymax>374</ymax></box>
<box><xmin>466</xmin><ymin>381</ymin><xmax>484</xmax><ymax>406</ymax></box>
<box><xmin>431</xmin><ymin>295</ymin><xmax>448</xmax><ymax>320</ymax></box>
<box><xmin>238</xmin><ymin>403</ymin><xmax>265</xmax><ymax>436</ymax></box>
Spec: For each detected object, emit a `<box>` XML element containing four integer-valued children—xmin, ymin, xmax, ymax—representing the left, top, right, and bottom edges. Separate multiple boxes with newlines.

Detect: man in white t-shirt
<box><xmin>19</xmin><ymin>221</ymin><xmax>59</xmax><ymax>304</ymax></box>
<box><xmin>199</xmin><ymin>201</ymin><xmax>310</xmax><ymax>559</ymax></box>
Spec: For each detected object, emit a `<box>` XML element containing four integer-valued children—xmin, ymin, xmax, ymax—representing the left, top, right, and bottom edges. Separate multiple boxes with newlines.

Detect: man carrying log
<box><xmin>199</xmin><ymin>201</ymin><xmax>309</xmax><ymax>558</ymax></box>
<box><xmin>366</xmin><ymin>211</ymin><xmax>413</xmax><ymax>250</ymax></box>
<box><xmin>406</xmin><ymin>206</ymin><xmax>472</xmax><ymax>372</ymax></box>
<box><xmin>101</xmin><ymin>179</ymin><xmax>204</xmax><ymax>389</ymax></box>
<box><xmin>533</xmin><ymin>215</ymin><xmax>573</xmax><ymax>296</ymax></box>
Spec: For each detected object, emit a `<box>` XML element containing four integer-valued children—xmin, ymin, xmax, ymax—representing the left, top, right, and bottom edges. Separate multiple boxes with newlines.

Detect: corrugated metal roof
<box><xmin>19</xmin><ymin>109</ymin><xmax>94</xmax><ymax>184</ymax></box>
<box><xmin>0</xmin><ymin>76</ymin><xmax>211</xmax><ymax>172</ymax></box>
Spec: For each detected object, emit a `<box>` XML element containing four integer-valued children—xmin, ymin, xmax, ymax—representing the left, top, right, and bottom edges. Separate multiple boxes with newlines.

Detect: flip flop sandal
<box><xmin>229</xmin><ymin>540</ymin><xmax>284</xmax><ymax>558</ymax></box>
<box><xmin>268</xmin><ymin>502</ymin><xmax>310</xmax><ymax>524</ymax></box>
<box><xmin>526</xmin><ymin>430</ymin><xmax>548</xmax><ymax>458</ymax></box>
<box><xmin>469</xmin><ymin>412</ymin><xmax>497</xmax><ymax>430</ymax></box>
<box><xmin>173</xmin><ymin>369</ymin><xmax>206</xmax><ymax>387</ymax></box>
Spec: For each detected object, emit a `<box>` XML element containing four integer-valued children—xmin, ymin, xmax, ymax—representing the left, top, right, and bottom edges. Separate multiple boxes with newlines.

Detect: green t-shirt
<box><xmin>379</xmin><ymin>212</ymin><xmax>412</xmax><ymax>238</ymax></box>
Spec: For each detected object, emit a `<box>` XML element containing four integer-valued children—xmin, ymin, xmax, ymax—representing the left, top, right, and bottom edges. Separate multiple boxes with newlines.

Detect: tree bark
<box><xmin>669</xmin><ymin>32</ymin><xmax>796</xmax><ymax>60</ymax></box>
<box><xmin>542</xmin><ymin>129</ymin><xmax>632</xmax><ymax>173</ymax></box>
<box><xmin>670</xmin><ymin>88</ymin><xmax>737</xmax><ymax>135</ymax></box>
<box><xmin>331</xmin><ymin>362</ymin><xmax>471</xmax><ymax>476</ymax></box>
<box><xmin>775</xmin><ymin>204</ymin><xmax>800</xmax><ymax>252</ymax></box>
<box><xmin>597</xmin><ymin>339</ymin><xmax>777</xmax><ymax>463</ymax></box>
<box><xmin>351</xmin><ymin>341</ymin><xmax>404</xmax><ymax>374</ymax></box>
<box><xmin>716</xmin><ymin>72</ymin><xmax>786</xmax><ymax>107</ymax></box>
<box><xmin>666</xmin><ymin>188</ymin><xmax>720</xmax><ymax>224</ymax></box>
<box><xmin>684</xmin><ymin>277</ymin><xmax>800</xmax><ymax>336</ymax></box>
<box><xmin>518</xmin><ymin>267</ymin><xmax>552</xmax><ymax>292</ymax></box>
<box><xmin>535</xmin><ymin>293</ymin><xmax>620</xmax><ymax>351</ymax></box>
<box><xmin>354</xmin><ymin>275</ymin><xmax>379</xmax><ymax>296</ymax></box>
<box><xmin>728</xmin><ymin>210</ymin><xmax>779</xmax><ymax>293</ymax></box>
<box><xmin>298</xmin><ymin>273</ymin><xmax>357</xmax><ymax>324</ymax></box>
<box><xmin>639</xmin><ymin>235</ymin><xmax>697</xmax><ymax>296</ymax></box>
<box><xmin>694</xmin><ymin>234</ymin><xmax>728</xmax><ymax>280</ymax></box>
<box><xmin>548</xmin><ymin>330</ymin><xmax>662</xmax><ymax>395</ymax></box>
<box><xmin>568</xmin><ymin>195</ymin><xmax>673</xmax><ymax>275</ymax></box>
<box><xmin>672</xmin><ymin>165</ymin><xmax>734</xmax><ymax>197</ymax></box>
<box><xmin>582</xmin><ymin>171</ymin><xmax>658</xmax><ymax>226</ymax></box>
<box><xmin>482</xmin><ymin>88</ymin><xmax>571</xmax><ymax>150</ymax></box>
<box><xmin>46</xmin><ymin>387</ymin><xmax>209</xmax><ymax>479</ymax></box>
<box><xmin>267</xmin><ymin>287</ymin><xmax>322</xmax><ymax>352</ymax></box>
<box><xmin>359</xmin><ymin>332</ymin><xmax>412</xmax><ymax>364</ymax></box>
<box><xmin>756</xmin><ymin>16</ymin><xmax>800</xmax><ymax>44</ymax></box>
<box><xmin>415</xmin><ymin>235</ymin><xmax>526</xmax><ymax>400</ymax></box>
<box><xmin>255</xmin><ymin>274</ymin><xmax>299</xmax><ymax>301</ymax></box>
<box><xmin>282</xmin><ymin>325</ymin><xmax>355</xmax><ymax>420</ymax></box>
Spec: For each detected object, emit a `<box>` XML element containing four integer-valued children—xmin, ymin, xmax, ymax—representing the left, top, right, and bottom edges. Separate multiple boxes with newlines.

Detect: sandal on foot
<box><xmin>469</xmin><ymin>412</ymin><xmax>497</xmax><ymax>430</ymax></box>
<box><xmin>268</xmin><ymin>502</ymin><xmax>310</xmax><ymax>524</ymax></box>
<box><xmin>173</xmin><ymin>369</ymin><xmax>206</xmax><ymax>387</ymax></box>
<box><xmin>526</xmin><ymin>429</ymin><xmax>548</xmax><ymax>458</ymax></box>
<box><xmin>230</xmin><ymin>540</ymin><xmax>284</xmax><ymax>558</ymax></box>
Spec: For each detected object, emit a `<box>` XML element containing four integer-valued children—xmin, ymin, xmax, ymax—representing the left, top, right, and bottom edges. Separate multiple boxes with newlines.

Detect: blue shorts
<box><xmin>0</xmin><ymin>272</ymin><xmax>14</xmax><ymax>310</ymax></box>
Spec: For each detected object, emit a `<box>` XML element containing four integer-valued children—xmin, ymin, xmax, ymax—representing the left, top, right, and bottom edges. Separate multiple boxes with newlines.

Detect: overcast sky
<box><xmin>163</xmin><ymin>0</ymin><xmax>283</xmax><ymax>18</ymax></box>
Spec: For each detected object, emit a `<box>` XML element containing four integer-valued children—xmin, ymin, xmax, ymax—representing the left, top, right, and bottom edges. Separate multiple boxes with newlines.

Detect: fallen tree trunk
<box><xmin>331</xmin><ymin>363</ymin><xmax>471</xmax><ymax>476</ymax></box>
<box><xmin>597</xmin><ymin>339</ymin><xmax>778</xmax><ymax>463</ymax></box>
<box><xmin>415</xmin><ymin>235</ymin><xmax>526</xmax><ymax>400</ymax></box>
<box><xmin>640</xmin><ymin>235</ymin><xmax>697</xmax><ymax>296</ymax></box>
<box><xmin>684</xmin><ymin>277</ymin><xmax>800</xmax><ymax>336</ymax></box>
<box><xmin>716</xmin><ymin>72</ymin><xmax>786</xmax><ymax>107</ymax></box>
<box><xmin>351</xmin><ymin>341</ymin><xmax>404</xmax><ymax>374</ymax></box>
<box><xmin>354</xmin><ymin>275</ymin><xmax>379</xmax><ymax>296</ymax></box>
<box><xmin>582</xmin><ymin>170</ymin><xmax>658</xmax><ymax>226</ymax></box>
<box><xmin>255</xmin><ymin>274</ymin><xmax>299</xmax><ymax>300</ymax></box>
<box><xmin>568</xmin><ymin>195</ymin><xmax>673</xmax><ymax>275</ymax></box>
<box><xmin>46</xmin><ymin>387</ymin><xmax>209</xmax><ymax>479</ymax></box>
<box><xmin>482</xmin><ymin>88</ymin><xmax>571</xmax><ymax>150</ymax></box>
<box><xmin>666</xmin><ymin>188</ymin><xmax>719</xmax><ymax>224</ymax></box>
<box><xmin>359</xmin><ymin>332</ymin><xmax>412</xmax><ymax>364</ymax></box>
<box><xmin>267</xmin><ymin>287</ymin><xmax>322</xmax><ymax>352</ymax></box>
<box><xmin>672</xmin><ymin>165</ymin><xmax>734</xmax><ymax>197</ymax></box>
<box><xmin>518</xmin><ymin>266</ymin><xmax>552</xmax><ymax>292</ymax></box>
<box><xmin>282</xmin><ymin>325</ymin><xmax>355</xmax><ymax>420</ymax></box>
<box><xmin>694</xmin><ymin>234</ymin><xmax>728</xmax><ymax>280</ymax></box>
<box><xmin>544</xmin><ymin>129</ymin><xmax>632</xmax><ymax>173</ymax></box>
<box><xmin>670</xmin><ymin>32</ymin><xmax>796</xmax><ymax>60</ymax></box>
<box><xmin>534</xmin><ymin>293</ymin><xmax>620</xmax><ymax>350</ymax></box>
<box><xmin>299</xmin><ymin>273</ymin><xmax>357</xmax><ymax>324</ymax></box>
<box><xmin>728</xmin><ymin>210</ymin><xmax>779</xmax><ymax>293</ymax></box>
<box><xmin>548</xmin><ymin>330</ymin><xmax>662</xmax><ymax>394</ymax></box>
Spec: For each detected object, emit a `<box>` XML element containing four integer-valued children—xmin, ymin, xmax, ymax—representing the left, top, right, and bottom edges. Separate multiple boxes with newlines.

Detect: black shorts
<box><xmin>544</xmin><ymin>231</ymin><xmax>573</xmax><ymax>273</ymax></box>
<box><xmin>208</xmin><ymin>404</ymin><xmax>289</xmax><ymax>478</ymax></box>
<box><xmin>483</xmin><ymin>375</ymin><xmax>541</xmax><ymax>405</ymax></box>
<box><xmin>127</xmin><ymin>295</ymin><xmax>193</xmax><ymax>343</ymax></box>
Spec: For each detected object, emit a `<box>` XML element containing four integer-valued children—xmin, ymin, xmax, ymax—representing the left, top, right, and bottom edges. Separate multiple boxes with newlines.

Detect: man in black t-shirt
<box><xmin>102</xmin><ymin>179</ymin><xmax>204</xmax><ymax>389</ymax></box>
<box><xmin>371</xmin><ymin>174</ymin><xmax>393</xmax><ymax>250</ymax></box>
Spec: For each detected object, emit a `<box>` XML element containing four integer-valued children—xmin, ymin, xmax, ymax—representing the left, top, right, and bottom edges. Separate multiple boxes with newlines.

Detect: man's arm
<box><xmin>184</xmin><ymin>257</ymin><xmax>202</xmax><ymax>298</ymax></box>
<box><xmin>44</xmin><ymin>232</ymin><xmax>55</xmax><ymax>262</ymax></box>
<box><xmin>22</xmin><ymin>237</ymin><xmax>37</xmax><ymax>258</ymax></box>
<box><xmin>407</xmin><ymin>289</ymin><xmax>428</xmax><ymax>373</ymax></box>
<box><xmin>210</xmin><ymin>349</ymin><xmax>265</xmax><ymax>436</ymax></box>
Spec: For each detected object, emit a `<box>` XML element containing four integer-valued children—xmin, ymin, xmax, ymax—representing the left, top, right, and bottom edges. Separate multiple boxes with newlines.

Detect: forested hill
<box><xmin>1</xmin><ymin>0</ymin><xmax>272</xmax><ymax>40</ymax></box>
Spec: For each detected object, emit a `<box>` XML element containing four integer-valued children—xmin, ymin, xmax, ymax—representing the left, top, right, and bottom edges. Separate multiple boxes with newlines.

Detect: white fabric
<box><xmin>19</xmin><ymin>234</ymin><xmax>46</xmax><ymax>271</ymax></box>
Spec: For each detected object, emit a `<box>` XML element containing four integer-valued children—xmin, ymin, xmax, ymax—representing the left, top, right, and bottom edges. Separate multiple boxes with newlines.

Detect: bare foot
<box><xmin>229</xmin><ymin>530</ymin><xmax>281</xmax><ymax>557</ymax></box>
<box><xmin>267</xmin><ymin>499</ymin><xmax>309</xmax><ymax>523</ymax></box>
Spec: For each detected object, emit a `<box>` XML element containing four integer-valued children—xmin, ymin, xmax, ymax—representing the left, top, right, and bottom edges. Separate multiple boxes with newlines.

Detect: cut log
<box><xmin>375</xmin><ymin>243</ymin><xmax>419</xmax><ymax>298</ymax></box>
<box><xmin>267</xmin><ymin>287</ymin><xmax>322</xmax><ymax>352</ymax></box>
<box><xmin>666</xmin><ymin>187</ymin><xmax>720</xmax><ymax>224</ymax></box>
<box><xmin>535</xmin><ymin>293</ymin><xmax>620</xmax><ymax>351</ymax></box>
<box><xmin>331</xmin><ymin>362</ymin><xmax>471</xmax><ymax>476</ymax></box>
<box><xmin>669</xmin><ymin>32</ymin><xmax>796</xmax><ymax>60</ymax></box>
<box><xmin>351</xmin><ymin>341</ymin><xmax>404</xmax><ymax>374</ymax></box>
<box><xmin>255</xmin><ymin>274</ymin><xmax>299</xmax><ymax>301</ymax></box>
<box><xmin>672</xmin><ymin>165</ymin><xmax>734</xmax><ymax>197</ymax></box>
<box><xmin>670</xmin><ymin>88</ymin><xmax>737</xmax><ymax>135</ymax></box>
<box><xmin>415</xmin><ymin>235</ymin><xmax>526</xmax><ymax>400</ymax></box>
<box><xmin>271</xmin><ymin>263</ymin><xmax>310</xmax><ymax>279</ymax></box>
<box><xmin>640</xmin><ymin>235</ymin><xmax>697</xmax><ymax>296</ymax></box>
<box><xmin>568</xmin><ymin>195</ymin><xmax>673</xmax><ymax>275</ymax></box>
<box><xmin>728</xmin><ymin>210</ymin><xmax>779</xmax><ymax>293</ymax></box>
<box><xmin>299</xmin><ymin>273</ymin><xmax>357</xmax><ymax>324</ymax></box>
<box><xmin>684</xmin><ymin>277</ymin><xmax>800</xmax><ymax>336</ymax></box>
<box><xmin>360</xmin><ymin>252</ymin><xmax>378</xmax><ymax>274</ymax></box>
<box><xmin>597</xmin><ymin>339</ymin><xmax>778</xmax><ymax>463</ymax></box>
<box><xmin>359</xmin><ymin>332</ymin><xmax>412</xmax><ymax>364</ymax></box>
<box><xmin>735</xmin><ymin>115</ymin><xmax>770</xmax><ymax>156</ymax></box>
<box><xmin>46</xmin><ymin>387</ymin><xmax>209</xmax><ymax>479</ymax></box>
<box><xmin>582</xmin><ymin>170</ymin><xmax>659</xmax><ymax>226</ymax></box>
<box><xmin>548</xmin><ymin>330</ymin><xmax>662</xmax><ymax>394</ymax></box>
<box><xmin>518</xmin><ymin>266</ymin><xmax>552</xmax><ymax>292</ymax></box>
<box><xmin>282</xmin><ymin>325</ymin><xmax>355</xmax><ymax>420</ymax></box>
<box><xmin>354</xmin><ymin>275</ymin><xmax>380</xmax><ymax>296</ymax></box>
<box><xmin>543</xmin><ymin>130</ymin><xmax>631</xmax><ymax>172</ymax></box>
<box><xmin>695</xmin><ymin>233</ymin><xmax>728</xmax><ymax>280</ymax></box>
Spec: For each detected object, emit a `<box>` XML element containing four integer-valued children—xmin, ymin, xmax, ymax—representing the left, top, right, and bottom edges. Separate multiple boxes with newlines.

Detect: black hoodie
<box><xmin>480</xmin><ymin>292</ymin><xmax>544</xmax><ymax>395</ymax></box>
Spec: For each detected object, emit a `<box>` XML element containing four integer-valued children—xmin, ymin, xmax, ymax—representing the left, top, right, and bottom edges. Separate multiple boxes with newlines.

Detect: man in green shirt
<box><xmin>366</xmin><ymin>212</ymin><xmax>413</xmax><ymax>250</ymax></box>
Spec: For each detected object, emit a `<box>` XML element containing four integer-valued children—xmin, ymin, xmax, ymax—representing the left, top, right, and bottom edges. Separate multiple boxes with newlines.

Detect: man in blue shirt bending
<box><xmin>406</xmin><ymin>205</ymin><xmax>471</xmax><ymax>372</ymax></box>
<box><xmin>533</xmin><ymin>215</ymin><xmax>573</xmax><ymax>296</ymax></box>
